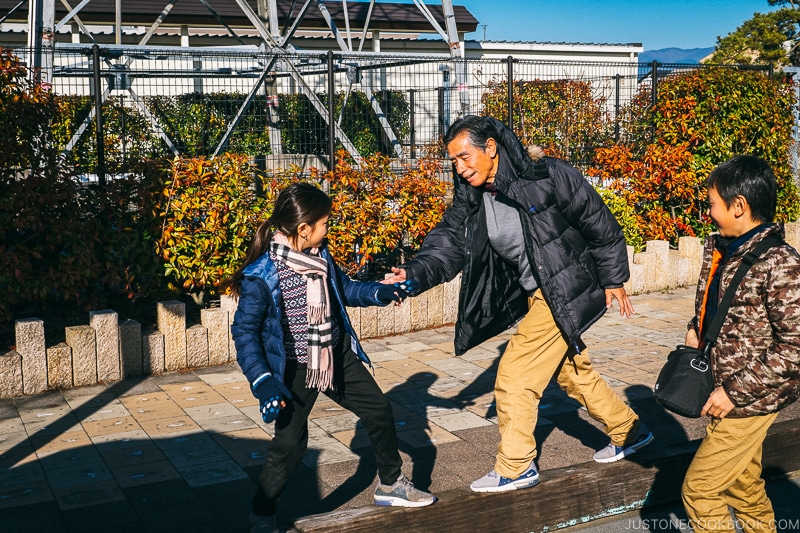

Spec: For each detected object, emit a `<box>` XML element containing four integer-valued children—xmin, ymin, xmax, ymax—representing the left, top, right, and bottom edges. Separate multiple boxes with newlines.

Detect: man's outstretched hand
<box><xmin>385</xmin><ymin>266</ymin><xmax>407</xmax><ymax>284</ymax></box>
<box><xmin>605</xmin><ymin>287</ymin><xmax>635</xmax><ymax>318</ymax></box>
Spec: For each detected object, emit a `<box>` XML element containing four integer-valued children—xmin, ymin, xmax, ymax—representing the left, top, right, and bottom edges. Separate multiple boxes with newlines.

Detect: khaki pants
<box><xmin>682</xmin><ymin>413</ymin><xmax>779</xmax><ymax>533</ymax></box>
<box><xmin>494</xmin><ymin>289</ymin><xmax>639</xmax><ymax>478</ymax></box>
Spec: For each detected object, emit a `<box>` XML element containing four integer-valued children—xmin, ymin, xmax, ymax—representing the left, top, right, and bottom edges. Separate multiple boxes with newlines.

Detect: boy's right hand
<box><xmin>685</xmin><ymin>328</ymin><xmax>700</xmax><ymax>348</ymax></box>
<box><xmin>253</xmin><ymin>376</ymin><xmax>292</xmax><ymax>423</ymax></box>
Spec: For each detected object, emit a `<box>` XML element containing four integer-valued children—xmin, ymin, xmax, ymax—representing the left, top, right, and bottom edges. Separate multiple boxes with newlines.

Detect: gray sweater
<box><xmin>483</xmin><ymin>188</ymin><xmax>538</xmax><ymax>294</ymax></box>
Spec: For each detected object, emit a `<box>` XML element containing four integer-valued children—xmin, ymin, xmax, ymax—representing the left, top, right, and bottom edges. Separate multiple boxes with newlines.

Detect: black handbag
<box><xmin>654</xmin><ymin>345</ymin><xmax>712</xmax><ymax>418</ymax></box>
<box><xmin>654</xmin><ymin>235</ymin><xmax>782</xmax><ymax>418</ymax></box>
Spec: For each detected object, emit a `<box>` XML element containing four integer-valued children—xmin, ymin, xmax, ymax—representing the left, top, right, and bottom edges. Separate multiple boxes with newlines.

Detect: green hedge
<box><xmin>53</xmin><ymin>90</ymin><xmax>410</xmax><ymax>171</ymax></box>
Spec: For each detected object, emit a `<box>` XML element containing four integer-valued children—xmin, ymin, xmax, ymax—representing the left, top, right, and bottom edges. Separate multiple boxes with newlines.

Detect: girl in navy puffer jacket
<box><xmin>223</xmin><ymin>183</ymin><xmax>435</xmax><ymax>532</ymax></box>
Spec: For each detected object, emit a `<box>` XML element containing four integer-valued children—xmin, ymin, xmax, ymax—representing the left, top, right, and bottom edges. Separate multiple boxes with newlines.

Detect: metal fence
<box><xmin>17</xmin><ymin>45</ymin><xmax>773</xmax><ymax>181</ymax></box>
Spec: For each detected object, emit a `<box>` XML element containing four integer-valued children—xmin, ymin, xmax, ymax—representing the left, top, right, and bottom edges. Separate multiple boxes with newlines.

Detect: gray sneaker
<box><xmin>374</xmin><ymin>473</ymin><xmax>437</xmax><ymax>507</ymax></box>
<box><xmin>249</xmin><ymin>512</ymin><xmax>279</xmax><ymax>533</ymax></box>
<box><xmin>593</xmin><ymin>422</ymin><xmax>654</xmax><ymax>463</ymax></box>
<box><xmin>469</xmin><ymin>460</ymin><xmax>539</xmax><ymax>493</ymax></box>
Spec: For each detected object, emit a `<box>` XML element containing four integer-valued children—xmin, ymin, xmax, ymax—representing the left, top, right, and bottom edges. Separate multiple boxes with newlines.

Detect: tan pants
<box><xmin>682</xmin><ymin>413</ymin><xmax>779</xmax><ymax>533</ymax></box>
<box><xmin>494</xmin><ymin>289</ymin><xmax>639</xmax><ymax>478</ymax></box>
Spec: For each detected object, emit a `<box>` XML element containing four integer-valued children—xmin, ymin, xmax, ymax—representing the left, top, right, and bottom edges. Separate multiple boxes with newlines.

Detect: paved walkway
<box><xmin>2</xmin><ymin>287</ymin><xmax>799</xmax><ymax>532</ymax></box>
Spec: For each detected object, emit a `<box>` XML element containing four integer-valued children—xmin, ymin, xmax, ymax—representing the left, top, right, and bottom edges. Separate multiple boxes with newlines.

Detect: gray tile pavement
<box><xmin>2</xmin><ymin>286</ymin><xmax>800</xmax><ymax>532</ymax></box>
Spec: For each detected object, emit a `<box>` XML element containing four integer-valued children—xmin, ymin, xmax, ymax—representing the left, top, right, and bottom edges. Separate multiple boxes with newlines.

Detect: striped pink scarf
<box><xmin>271</xmin><ymin>232</ymin><xmax>334</xmax><ymax>391</ymax></box>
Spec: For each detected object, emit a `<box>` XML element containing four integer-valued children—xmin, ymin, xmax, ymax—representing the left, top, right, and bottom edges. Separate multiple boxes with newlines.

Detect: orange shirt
<box><xmin>698</xmin><ymin>246</ymin><xmax>724</xmax><ymax>345</ymax></box>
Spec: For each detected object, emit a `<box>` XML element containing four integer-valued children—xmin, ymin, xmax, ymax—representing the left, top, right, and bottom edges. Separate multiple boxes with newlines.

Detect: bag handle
<box><xmin>701</xmin><ymin>233</ymin><xmax>784</xmax><ymax>351</ymax></box>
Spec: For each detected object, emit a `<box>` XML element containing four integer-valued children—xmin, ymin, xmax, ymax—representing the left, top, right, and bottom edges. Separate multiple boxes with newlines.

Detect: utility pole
<box><xmin>784</xmin><ymin>66</ymin><xmax>800</xmax><ymax>173</ymax></box>
<box><xmin>27</xmin><ymin>0</ymin><xmax>54</xmax><ymax>88</ymax></box>
<box><xmin>442</xmin><ymin>0</ymin><xmax>469</xmax><ymax>116</ymax></box>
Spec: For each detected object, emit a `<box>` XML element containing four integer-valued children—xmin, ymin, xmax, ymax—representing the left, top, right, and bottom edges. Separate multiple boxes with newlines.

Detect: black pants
<box><xmin>251</xmin><ymin>347</ymin><xmax>402</xmax><ymax>516</ymax></box>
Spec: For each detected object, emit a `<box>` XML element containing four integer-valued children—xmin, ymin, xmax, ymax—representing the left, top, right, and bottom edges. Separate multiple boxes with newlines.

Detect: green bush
<box><xmin>480</xmin><ymin>78</ymin><xmax>613</xmax><ymax>166</ymax></box>
<box><xmin>51</xmin><ymin>88</ymin><xmax>411</xmax><ymax>164</ymax></box>
<box><xmin>0</xmin><ymin>48</ymin><xmax>174</xmax><ymax>331</ymax></box>
<box><xmin>279</xmin><ymin>90</ymin><xmax>410</xmax><ymax>156</ymax></box>
<box><xmin>0</xmin><ymin>49</ymin><xmax>57</xmax><ymax>173</ymax></box>
<box><xmin>595</xmin><ymin>186</ymin><xmax>645</xmax><ymax>253</ymax></box>
<box><xmin>53</xmin><ymin>94</ymin><xmax>170</xmax><ymax>173</ymax></box>
<box><xmin>653</xmin><ymin>67</ymin><xmax>800</xmax><ymax>224</ymax></box>
<box><xmin>589</xmin><ymin>67</ymin><xmax>800</xmax><ymax>243</ymax></box>
<box><xmin>152</xmin><ymin>151</ymin><xmax>447</xmax><ymax>299</ymax></box>
<box><xmin>325</xmin><ymin>151</ymin><xmax>447</xmax><ymax>276</ymax></box>
<box><xmin>589</xmin><ymin>142</ymin><xmax>700</xmax><ymax>246</ymax></box>
<box><xmin>155</xmin><ymin>153</ymin><xmax>269</xmax><ymax>303</ymax></box>
<box><xmin>0</xmin><ymin>163</ymin><xmax>172</xmax><ymax>325</ymax></box>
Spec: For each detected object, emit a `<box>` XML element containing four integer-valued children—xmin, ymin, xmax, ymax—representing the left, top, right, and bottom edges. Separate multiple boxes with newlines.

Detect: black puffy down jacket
<box><xmin>402</xmin><ymin>117</ymin><xmax>630</xmax><ymax>355</ymax></box>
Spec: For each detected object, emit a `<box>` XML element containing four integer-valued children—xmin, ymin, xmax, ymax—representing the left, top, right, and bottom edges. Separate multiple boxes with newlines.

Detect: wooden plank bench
<box><xmin>291</xmin><ymin>418</ymin><xmax>800</xmax><ymax>533</ymax></box>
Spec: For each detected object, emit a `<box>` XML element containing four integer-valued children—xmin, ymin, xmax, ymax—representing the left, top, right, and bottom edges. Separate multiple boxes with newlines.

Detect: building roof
<box><xmin>0</xmin><ymin>0</ymin><xmax>479</xmax><ymax>33</ymax></box>
<box><xmin>475</xmin><ymin>39</ymin><xmax>643</xmax><ymax>48</ymax></box>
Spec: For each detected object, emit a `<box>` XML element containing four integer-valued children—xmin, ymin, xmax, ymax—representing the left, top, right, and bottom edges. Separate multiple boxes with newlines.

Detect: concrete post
<box><xmin>90</xmin><ymin>309</ymin><xmax>120</xmax><ymax>382</ymax></box>
<box><xmin>359</xmin><ymin>306</ymin><xmax>378</xmax><ymax>339</ymax></box>
<box><xmin>157</xmin><ymin>300</ymin><xmax>187</xmax><ymax>371</ymax></box>
<box><xmin>427</xmin><ymin>284</ymin><xmax>444</xmax><ymax>328</ymax></box>
<box><xmin>16</xmin><ymin>318</ymin><xmax>47</xmax><ymax>395</ymax></box>
<box><xmin>410</xmin><ymin>292</ymin><xmax>429</xmax><ymax>331</ymax></box>
<box><xmin>201</xmin><ymin>308</ymin><xmax>229</xmax><ymax>366</ymax></box>
<box><xmin>46</xmin><ymin>343</ymin><xmax>72</xmax><ymax>389</ymax></box>
<box><xmin>443</xmin><ymin>276</ymin><xmax>460</xmax><ymax>324</ymax></box>
<box><xmin>120</xmin><ymin>319</ymin><xmax>143</xmax><ymax>378</ymax></box>
<box><xmin>142</xmin><ymin>330</ymin><xmax>165</xmax><ymax>375</ymax></box>
<box><xmin>346</xmin><ymin>307</ymin><xmax>361</xmax><ymax>339</ymax></box>
<box><xmin>186</xmin><ymin>324</ymin><xmax>209</xmax><ymax>368</ymax></box>
<box><xmin>66</xmin><ymin>325</ymin><xmax>97</xmax><ymax>387</ymax></box>
<box><xmin>220</xmin><ymin>294</ymin><xmax>238</xmax><ymax>362</ymax></box>
<box><xmin>377</xmin><ymin>304</ymin><xmax>395</xmax><ymax>337</ymax></box>
<box><xmin>0</xmin><ymin>351</ymin><xmax>23</xmax><ymax>398</ymax></box>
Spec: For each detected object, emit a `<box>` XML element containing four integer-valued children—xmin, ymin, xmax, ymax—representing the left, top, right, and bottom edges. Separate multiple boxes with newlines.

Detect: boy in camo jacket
<box><xmin>682</xmin><ymin>155</ymin><xmax>800</xmax><ymax>533</ymax></box>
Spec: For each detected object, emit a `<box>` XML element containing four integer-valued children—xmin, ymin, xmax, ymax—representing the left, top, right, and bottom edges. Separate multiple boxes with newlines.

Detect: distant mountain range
<box><xmin>639</xmin><ymin>47</ymin><xmax>715</xmax><ymax>64</ymax></box>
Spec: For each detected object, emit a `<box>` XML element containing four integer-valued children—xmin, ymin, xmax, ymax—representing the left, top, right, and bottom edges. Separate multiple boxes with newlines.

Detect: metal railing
<box><xmin>14</xmin><ymin>45</ymin><xmax>773</xmax><ymax>181</ymax></box>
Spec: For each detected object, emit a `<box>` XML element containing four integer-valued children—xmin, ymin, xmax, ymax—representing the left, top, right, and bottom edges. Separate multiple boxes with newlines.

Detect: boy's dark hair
<box><xmin>222</xmin><ymin>182</ymin><xmax>332</xmax><ymax>296</ymax></box>
<box><xmin>706</xmin><ymin>155</ymin><xmax>777</xmax><ymax>224</ymax></box>
<box><xmin>444</xmin><ymin>115</ymin><xmax>496</xmax><ymax>150</ymax></box>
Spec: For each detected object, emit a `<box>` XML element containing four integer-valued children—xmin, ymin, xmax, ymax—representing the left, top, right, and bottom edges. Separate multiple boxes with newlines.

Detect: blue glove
<box><xmin>394</xmin><ymin>279</ymin><xmax>420</xmax><ymax>295</ymax></box>
<box><xmin>252</xmin><ymin>373</ymin><xmax>293</xmax><ymax>423</ymax></box>
<box><xmin>375</xmin><ymin>280</ymin><xmax>420</xmax><ymax>304</ymax></box>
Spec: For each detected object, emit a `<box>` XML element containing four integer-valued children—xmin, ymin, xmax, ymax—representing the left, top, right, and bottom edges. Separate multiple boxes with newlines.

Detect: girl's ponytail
<box><xmin>220</xmin><ymin>217</ymin><xmax>273</xmax><ymax>297</ymax></box>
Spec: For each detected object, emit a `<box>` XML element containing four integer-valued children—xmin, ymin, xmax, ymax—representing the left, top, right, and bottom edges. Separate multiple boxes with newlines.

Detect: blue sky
<box><xmin>455</xmin><ymin>0</ymin><xmax>780</xmax><ymax>51</ymax></box>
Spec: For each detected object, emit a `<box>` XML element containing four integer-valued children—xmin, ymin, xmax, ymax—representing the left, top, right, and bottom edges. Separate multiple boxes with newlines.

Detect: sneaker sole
<box><xmin>373</xmin><ymin>495</ymin><xmax>437</xmax><ymax>508</ymax></box>
<box><xmin>470</xmin><ymin>476</ymin><xmax>540</xmax><ymax>493</ymax></box>
<box><xmin>594</xmin><ymin>433</ymin><xmax>655</xmax><ymax>464</ymax></box>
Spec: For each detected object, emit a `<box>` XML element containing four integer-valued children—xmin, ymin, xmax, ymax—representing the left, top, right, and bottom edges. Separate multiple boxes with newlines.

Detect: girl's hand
<box><xmin>375</xmin><ymin>280</ymin><xmax>419</xmax><ymax>305</ymax></box>
<box><xmin>376</xmin><ymin>284</ymin><xmax>404</xmax><ymax>304</ymax></box>
<box><xmin>253</xmin><ymin>375</ymin><xmax>292</xmax><ymax>423</ymax></box>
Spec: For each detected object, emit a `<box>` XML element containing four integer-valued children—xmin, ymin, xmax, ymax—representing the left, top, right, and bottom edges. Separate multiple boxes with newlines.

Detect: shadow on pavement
<box><xmin>1</xmin><ymin>431</ymin><xmax>259</xmax><ymax>532</ymax></box>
